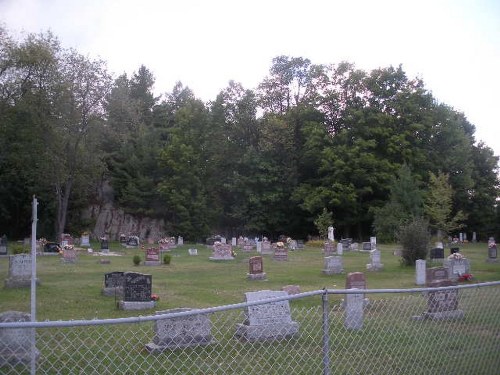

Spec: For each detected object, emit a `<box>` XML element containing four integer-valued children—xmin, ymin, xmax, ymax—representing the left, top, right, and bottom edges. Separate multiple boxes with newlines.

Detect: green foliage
<box><xmin>132</xmin><ymin>255</ymin><xmax>141</xmax><ymax>266</ymax></box>
<box><xmin>163</xmin><ymin>253</ymin><xmax>172</xmax><ymax>265</ymax></box>
<box><xmin>314</xmin><ymin>208</ymin><xmax>333</xmax><ymax>239</ymax></box>
<box><xmin>397</xmin><ymin>217</ymin><xmax>431</xmax><ymax>266</ymax></box>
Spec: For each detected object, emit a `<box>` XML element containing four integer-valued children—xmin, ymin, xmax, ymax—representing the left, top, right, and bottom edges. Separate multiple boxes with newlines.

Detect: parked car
<box><xmin>44</xmin><ymin>242</ymin><xmax>61</xmax><ymax>253</ymax></box>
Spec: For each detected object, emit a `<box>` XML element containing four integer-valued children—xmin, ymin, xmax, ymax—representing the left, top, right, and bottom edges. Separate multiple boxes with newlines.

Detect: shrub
<box><xmin>397</xmin><ymin>217</ymin><xmax>430</xmax><ymax>266</ymax></box>
<box><xmin>163</xmin><ymin>253</ymin><xmax>172</xmax><ymax>265</ymax></box>
<box><xmin>133</xmin><ymin>255</ymin><xmax>141</xmax><ymax>266</ymax></box>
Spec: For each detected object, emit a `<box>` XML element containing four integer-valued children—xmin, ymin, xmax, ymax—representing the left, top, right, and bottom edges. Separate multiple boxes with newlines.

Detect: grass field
<box><xmin>1</xmin><ymin>241</ymin><xmax>499</xmax><ymax>320</ymax></box>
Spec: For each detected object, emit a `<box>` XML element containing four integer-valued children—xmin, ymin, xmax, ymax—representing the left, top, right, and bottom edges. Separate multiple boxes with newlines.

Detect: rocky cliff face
<box><xmin>82</xmin><ymin>180</ymin><xmax>166</xmax><ymax>241</ymax></box>
<box><xmin>82</xmin><ymin>203</ymin><xmax>166</xmax><ymax>241</ymax></box>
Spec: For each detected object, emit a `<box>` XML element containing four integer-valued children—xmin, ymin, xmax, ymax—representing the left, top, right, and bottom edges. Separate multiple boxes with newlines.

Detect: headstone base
<box><xmin>209</xmin><ymin>256</ymin><xmax>234</xmax><ymax>261</ymax></box>
<box><xmin>247</xmin><ymin>273</ymin><xmax>267</xmax><ymax>280</ymax></box>
<box><xmin>119</xmin><ymin>301</ymin><xmax>156</xmax><ymax>310</ymax></box>
<box><xmin>4</xmin><ymin>278</ymin><xmax>40</xmax><ymax>288</ymax></box>
<box><xmin>322</xmin><ymin>268</ymin><xmax>344</xmax><ymax>275</ymax></box>
<box><xmin>145</xmin><ymin>338</ymin><xmax>213</xmax><ymax>353</ymax></box>
<box><xmin>144</xmin><ymin>261</ymin><xmax>161</xmax><ymax>266</ymax></box>
<box><xmin>415</xmin><ymin>310</ymin><xmax>465</xmax><ymax>320</ymax></box>
<box><xmin>366</xmin><ymin>264</ymin><xmax>384</xmax><ymax>271</ymax></box>
<box><xmin>235</xmin><ymin>322</ymin><xmax>299</xmax><ymax>342</ymax></box>
<box><xmin>486</xmin><ymin>258</ymin><xmax>498</xmax><ymax>263</ymax></box>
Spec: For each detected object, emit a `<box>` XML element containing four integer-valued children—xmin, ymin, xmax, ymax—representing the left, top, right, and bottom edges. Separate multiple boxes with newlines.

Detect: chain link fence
<box><xmin>1</xmin><ymin>282</ymin><xmax>499</xmax><ymax>374</ymax></box>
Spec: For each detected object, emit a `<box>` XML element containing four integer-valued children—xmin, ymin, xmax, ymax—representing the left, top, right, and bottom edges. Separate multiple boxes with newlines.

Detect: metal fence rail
<box><xmin>1</xmin><ymin>282</ymin><xmax>499</xmax><ymax>374</ymax></box>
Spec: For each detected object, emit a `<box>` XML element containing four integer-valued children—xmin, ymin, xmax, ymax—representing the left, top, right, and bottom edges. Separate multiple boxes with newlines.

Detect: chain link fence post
<box><xmin>322</xmin><ymin>288</ymin><xmax>331</xmax><ymax>375</ymax></box>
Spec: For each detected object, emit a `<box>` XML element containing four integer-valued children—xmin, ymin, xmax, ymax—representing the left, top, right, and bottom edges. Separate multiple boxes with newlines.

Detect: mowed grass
<box><xmin>0</xmin><ymin>241</ymin><xmax>499</xmax><ymax>320</ymax></box>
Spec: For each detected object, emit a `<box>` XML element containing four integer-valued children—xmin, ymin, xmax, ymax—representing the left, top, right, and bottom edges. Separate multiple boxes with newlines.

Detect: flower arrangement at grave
<box><xmin>448</xmin><ymin>252</ymin><xmax>466</xmax><ymax>260</ymax></box>
<box><xmin>151</xmin><ymin>294</ymin><xmax>160</xmax><ymax>301</ymax></box>
<box><xmin>276</xmin><ymin>241</ymin><xmax>285</xmax><ymax>249</ymax></box>
<box><xmin>458</xmin><ymin>273</ymin><xmax>473</xmax><ymax>282</ymax></box>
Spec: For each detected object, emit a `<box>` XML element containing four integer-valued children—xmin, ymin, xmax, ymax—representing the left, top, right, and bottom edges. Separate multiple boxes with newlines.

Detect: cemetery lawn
<box><xmin>0</xmin><ymin>242</ymin><xmax>499</xmax><ymax>321</ymax></box>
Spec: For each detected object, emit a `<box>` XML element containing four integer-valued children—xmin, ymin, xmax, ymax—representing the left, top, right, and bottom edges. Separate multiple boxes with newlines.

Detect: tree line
<box><xmin>1</xmin><ymin>28</ymin><xmax>499</xmax><ymax>242</ymax></box>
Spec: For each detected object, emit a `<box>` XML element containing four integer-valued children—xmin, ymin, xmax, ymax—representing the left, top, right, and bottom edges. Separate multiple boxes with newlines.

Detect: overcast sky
<box><xmin>1</xmin><ymin>0</ymin><xmax>499</xmax><ymax>156</ymax></box>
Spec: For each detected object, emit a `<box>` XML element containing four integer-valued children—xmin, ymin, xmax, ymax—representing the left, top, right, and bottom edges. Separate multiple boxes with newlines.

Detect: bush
<box><xmin>163</xmin><ymin>253</ymin><xmax>172</xmax><ymax>265</ymax></box>
<box><xmin>132</xmin><ymin>255</ymin><xmax>141</xmax><ymax>266</ymax></box>
<box><xmin>397</xmin><ymin>217</ymin><xmax>430</xmax><ymax>266</ymax></box>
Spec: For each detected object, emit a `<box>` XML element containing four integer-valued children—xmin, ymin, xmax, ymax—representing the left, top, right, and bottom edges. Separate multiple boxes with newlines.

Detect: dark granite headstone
<box><xmin>105</xmin><ymin>272</ymin><xmax>125</xmax><ymax>289</ymax></box>
<box><xmin>100</xmin><ymin>239</ymin><xmax>109</xmax><ymax>251</ymax></box>
<box><xmin>124</xmin><ymin>272</ymin><xmax>152</xmax><ymax>302</ymax></box>
<box><xmin>0</xmin><ymin>234</ymin><xmax>7</xmax><ymax>255</ymax></box>
<box><xmin>450</xmin><ymin>247</ymin><xmax>460</xmax><ymax>255</ymax></box>
<box><xmin>362</xmin><ymin>242</ymin><xmax>372</xmax><ymax>251</ymax></box>
<box><xmin>430</xmin><ymin>248</ymin><xmax>444</xmax><ymax>260</ymax></box>
<box><xmin>426</xmin><ymin>267</ymin><xmax>448</xmax><ymax>286</ymax></box>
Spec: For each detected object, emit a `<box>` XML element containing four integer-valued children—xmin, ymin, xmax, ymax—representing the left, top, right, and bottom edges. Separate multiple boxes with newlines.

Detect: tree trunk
<box><xmin>55</xmin><ymin>177</ymin><xmax>73</xmax><ymax>241</ymax></box>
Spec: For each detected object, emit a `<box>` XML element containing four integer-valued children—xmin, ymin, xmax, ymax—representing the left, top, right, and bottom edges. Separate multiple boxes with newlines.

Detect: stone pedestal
<box><xmin>119</xmin><ymin>301</ymin><xmax>156</xmax><ymax>310</ymax></box>
<box><xmin>0</xmin><ymin>311</ymin><xmax>40</xmax><ymax>366</ymax></box>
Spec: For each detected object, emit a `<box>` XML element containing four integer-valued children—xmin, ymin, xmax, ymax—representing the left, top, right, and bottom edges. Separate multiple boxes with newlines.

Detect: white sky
<box><xmin>1</xmin><ymin>0</ymin><xmax>500</xmax><ymax>156</ymax></box>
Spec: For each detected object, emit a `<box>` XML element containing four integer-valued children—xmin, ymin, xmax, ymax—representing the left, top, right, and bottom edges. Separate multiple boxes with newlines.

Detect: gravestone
<box><xmin>102</xmin><ymin>271</ymin><xmax>125</xmax><ymax>296</ymax></box>
<box><xmin>281</xmin><ymin>285</ymin><xmax>301</xmax><ymax>295</ymax></box>
<box><xmin>5</xmin><ymin>254</ymin><xmax>39</xmax><ymax>288</ymax></box>
<box><xmin>243</xmin><ymin>242</ymin><xmax>254</xmax><ymax>252</ymax></box>
<box><xmin>361</xmin><ymin>242</ymin><xmax>372</xmax><ymax>251</ymax></box>
<box><xmin>426</xmin><ymin>267</ymin><xmax>448</xmax><ymax>286</ymax></box>
<box><xmin>345</xmin><ymin>272</ymin><xmax>369</xmax><ymax>306</ymax></box>
<box><xmin>261</xmin><ymin>240</ymin><xmax>273</xmax><ymax>255</ymax></box>
<box><xmin>444</xmin><ymin>257</ymin><xmax>471</xmax><ymax>281</ymax></box>
<box><xmin>297</xmin><ymin>240</ymin><xmax>305</xmax><ymax>249</ymax></box>
<box><xmin>256</xmin><ymin>241</ymin><xmax>262</xmax><ymax>253</ymax></box>
<box><xmin>177</xmin><ymin>236</ymin><xmax>184</xmax><ymax>246</ymax></box>
<box><xmin>231</xmin><ymin>237</ymin><xmax>237</xmax><ymax>246</ymax></box>
<box><xmin>288</xmin><ymin>240</ymin><xmax>297</xmax><ymax>250</ymax></box>
<box><xmin>100</xmin><ymin>238</ymin><xmax>109</xmax><ymax>253</ymax></box>
<box><xmin>80</xmin><ymin>234</ymin><xmax>90</xmax><ymax>247</ymax></box>
<box><xmin>366</xmin><ymin>249</ymin><xmax>383</xmax><ymax>271</ymax></box>
<box><xmin>328</xmin><ymin>226</ymin><xmax>334</xmax><ymax>241</ymax></box>
<box><xmin>370</xmin><ymin>236</ymin><xmax>377</xmax><ymax>248</ymax></box>
<box><xmin>235</xmin><ymin>290</ymin><xmax>299</xmax><ymax>341</ymax></box>
<box><xmin>430</xmin><ymin>248</ymin><xmax>445</xmax><ymax>262</ymax></box>
<box><xmin>119</xmin><ymin>234</ymin><xmax>128</xmax><ymax>244</ymax></box>
<box><xmin>145</xmin><ymin>308</ymin><xmax>214</xmax><ymax>352</ymax></box>
<box><xmin>323</xmin><ymin>242</ymin><xmax>335</xmax><ymax>256</ymax></box>
<box><xmin>323</xmin><ymin>256</ymin><xmax>344</xmax><ymax>275</ymax></box>
<box><xmin>450</xmin><ymin>247</ymin><xmax>460</xmax><ymax>255</ymax></box>
<box><xmin>209</xmin><ymin>243</ymin><xmax>234</xmax><ymax>261</ymax></box>
<box><xmin>421</xmin><ymin>280</ymin><xmax>464</xmax><ymax>320</ymax></box>
<box><xmin>188</xmin><ymin>248</ymin><xmax>198</xmax><ymax>256</ymax></box>
<box><xmin>341</xmin><ymin>239</ymin><xmax>351</xmax><ymax>252</ymax></box>
<box><xmin>248</xmin><ymin>256</ymin><xmax>266</xmax><ymax>280</ymax></box>
<box><xmin>119</xmin><ymin>272</ymin><xmax>155</xmax><ymax>310</ymax></box>
<box><xmin>126</xmin><ymin>236</ymin><xmax>139</xmax><ymax>248</ymax></box>
<box><xmin>61</xmin><ymin>247</ymin><xmax>77</xmax><ymax>263</ymax></box>
<box><xmin>273</xmin><ymin>247</ymin><xmax>288</xmax><ymax>261</ymax></box>
<box><xmin>144</xmin><ymin>248</ymin><xmax>161</xmax><ymax>266</ymax></box>
<box><xmin>344</xmin><ymin>290</ymin><xmax>364</xmax><ymax>330</ymax></box>
<box><xmin>337</xmin><ymin>242</ymin><xmax>343</xmax><ymax>255</ymax></box>
<box><xmin>0</xmin><ymin>235</ymin><xmax>8</xmax><ymax>255</ymax></box>
<box><xmin>0</xmin><ymin>311</ymin><xmax>40</xmax><ymax>366</ymax></box>
<box><xmin>416</xmin><ymin>259</ymin><xmax>426</xmax><ymax>285</ymax></box>
<box><xmin>487</xmin><ymin>245</ymin><xmax>498</xmax><ymax>263</ymax></box>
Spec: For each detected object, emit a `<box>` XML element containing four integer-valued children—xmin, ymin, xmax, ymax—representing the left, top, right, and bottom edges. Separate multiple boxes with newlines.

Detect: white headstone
<box><xmin>345</xmin><ymin>290</ymin><xmax>364</xmax><ymax>330</ymax></box>
<box><xmin>177</xmin><ymin>236</ymin><xmax>184</xmax><ymax>246</ymax></box>
<box><xmin>337</xmin><ymin>242</ymin><xmax>343</xmax><ymax>255</ymax></box>
<box><xmin>231</xmin><ymin>237</ymin><xmax>237</xmax><ymax>246</ymax></box>
<box><xmin>328</xmin><ymin>226</ymin><xmax>334</xmax><ymax>241</ymax></box>
<box><xmin>416</xmin><ymin>259</ymin><xmax>426</xmax><ymax>286</ymax></box>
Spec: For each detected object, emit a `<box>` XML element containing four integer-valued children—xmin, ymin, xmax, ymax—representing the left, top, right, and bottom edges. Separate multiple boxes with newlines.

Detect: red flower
<box><xmin>458</xmin><ymin>274</ymin><xmax>473</xmax><ymax>282</ymax></box>
<box><xmin>151</xmin><ymin>294</ymin><xmax>160</xmax><ymax>301</ymax></box>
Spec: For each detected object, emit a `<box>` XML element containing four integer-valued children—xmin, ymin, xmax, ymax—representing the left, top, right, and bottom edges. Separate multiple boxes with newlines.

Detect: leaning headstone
<box><xmin>0</xmin><ymin>235</ymin><xmax>8</xmax><ymax>255</ymax></box>
<box><xmin>5</xmin><ymin>254</ymin><xmax>39</xmax><ymax>288</ymax></box>
<box><xmin>416</xmin><ymin>259</ymin><xmax>426</xmax><ymax>286</ymax></box>
<box><xmin>422</xmin><ymin>280</ymin><xmax>464</xmax><ymax>320</ymax></box>
<box><xmin>248</xmin><ymin>256</ymin><xmax>266</xmax><ymax>280</ymax></box>
<box><xmin>145</xmin><ymin>308</ymin><xmax>214</xmax><ymax>352</ymax></box>
<box><xmin>366</xmin><ymin>249</ymin><xmax>383</xmax><ymax>271</ymax></box>
<box><xmin>119</xmin><ymin>272</ymin><xmax>155</xmax><ymax>310</ymax></box>
<box><xmin>209</xmin><ymin>243</ymin><xmax>234</xmax><ymax>261</ymax></box>
<box><xmin>323</xmin><ymin>256</ymin><xmax>344</xmax><ymax>275</ymax></box>
<box><xmin>235</xmin><ymin>290</ymin><xmax>299</xmax><ymax>342</ymax></box>
<box><xmin>144</xmin><ymin>248</ymin><xmax>161</xmax><ymax>266</ymax></box>
<box><xmin>0</xmin><ymin>311</ymin><xmax>40</xmax><ymax>366</ymax></box>
<box><xmin>102</xmin><ymin>271</ymin><xmax>125</xmax><ymax>297</ymax></box>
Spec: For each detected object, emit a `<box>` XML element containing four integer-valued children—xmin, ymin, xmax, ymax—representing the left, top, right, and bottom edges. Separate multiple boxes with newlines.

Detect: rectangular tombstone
<box><xmin>337</xmin><ymin>242</ymin><xmax>343</xmax><ymax>255</ymax></box>
<box><xmin>426</xmin><ymin>267</ymin><xmax>449</xmax><ymax>286</ymax></box>
<box><xmin>248</xmin><ymin>256</ymin><xmax>266</xmax><ymax>280</ymax></box>
<box><xmin>445</xmin><ymin>258</ymin><xmax>470</xmax><ymax>281</ymax></box>
<box><xmin>235</xmin><ymin>290</ymin><xmax>299</xmax><ymax>341</ymax></box>
<box><xmin>424</xmin><ymin>280</ymin><xmax>464</xmax><ymax>319</ymax></box>
<box><xmin>5</xmin><ymin>254</ymin><xmax>39</xmax><ymax>288</ymax></box>
<box><xmin>145</xmin><ymin>248</ymin><xmax>161</xmax><ymax>266</ymax></box>
<box><xmin>209</xmin><ymin>243</ymin><xmax>234</xmax><ymax>260</ymax></box>
<box><xmin>243</xmin><ymin>243</ymin><xmax>254</xmax><ymax>252</ymax></box>
<box><xmin>177</xmin><ymin>236</ymin><xmax>184</xmax><ymax>246</ymax></box>
<box><xmin>366</xmin><ymin>249</ymin><xmax>383</xmax><ymax>271</ymax></box>
<box><xmin>146</xmin><ymin>308</ymin><xmax>214</xmax><ymax>352</ymax></box>
<box><xmin>0</xmin><ymin>235</ymin><xmax>7</xmax><ymax>255</ymax></box>
<box><xmin>344</xmin><ymin>291</ymin><xmax>364</xmax><ymax>330</ymax></box>
<box><xmin>323</xmin><ymin>242</ymin><xmax>335</xmax><ymax>256</ymax></box>
<box><xmin>273</xmin><ymin>247</ymin><xmax>288</xmax><ymax>261</ymax></box>
<box><xmin>488</xmin><ymin>245</ymin><xmax>497</xmax><ymax>259</ymax></box>
<box><xmin>323</xmin><ymin>256</ymin><xmax>344</xmax><ymax>275</ymax></box>
<box><xmin>80</xmin><ymin>234</ymin><xmax>90</xmax><ymax>247</ymax></box>
<box><xmin>346</xmin><ymin>272</ymin><xmax>366</xmax><ymax>290</ymax></box>
<box><xmin>362</xmin><ymin>242</ymin><xmax>372</xmax><ymax>251</ymax></box>
<box><xmin>0</xmin><ymin>311</ymin><xmax>40</xmax><ymax>366</ymax></box>
<box><xmin>123</xmin><ymin>272</ymin><xmax>152</xmax><ymax>302</ymax></box>
<box><xmin>416</xmin><ymin>259</ymin><xmax>426</xmax><ymax>286</ymax></box>
<box><xmin>231</xmin><ymin>237</ymin><xmax>237</xmax><ymax>246</ymax></box>
<box><xmin>62</xmin><ymin>248</ymin><xmax>77</xmax><ymax>263</ymax></box>
<box><xmin>297</xmin><ymin>240</ymin><xmax>304</xmax><ymax>249</ymax></box>
<box><xmin>430</xmin><ymin>248</ymin><xmax>445</xmax><ymax>261</ymax></box>
<box><xmin>261</xmin><ymin>240</ymin><xmax>273</xmax><ymax>255</ymax></box>
<box><xmin>102</xmin><ymin>271</ymin><xmax>125</xmax><ymax>296</ymax></box>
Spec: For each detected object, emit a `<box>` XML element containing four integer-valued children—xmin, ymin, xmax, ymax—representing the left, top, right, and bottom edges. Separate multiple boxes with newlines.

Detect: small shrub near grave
<box><xmin>397</xmin><ymin>217</ymin><xmax>430</xmax><ymax>266</ymax></box>
<box><xmin>133</xmin><ymin>255</ymin><xmax>141</xmax><ymax>266</ymax></box>
<box><xmin>163</xmin><ymin>253</ymin><xmax>172</xmax><ymax>265</ymax></box>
